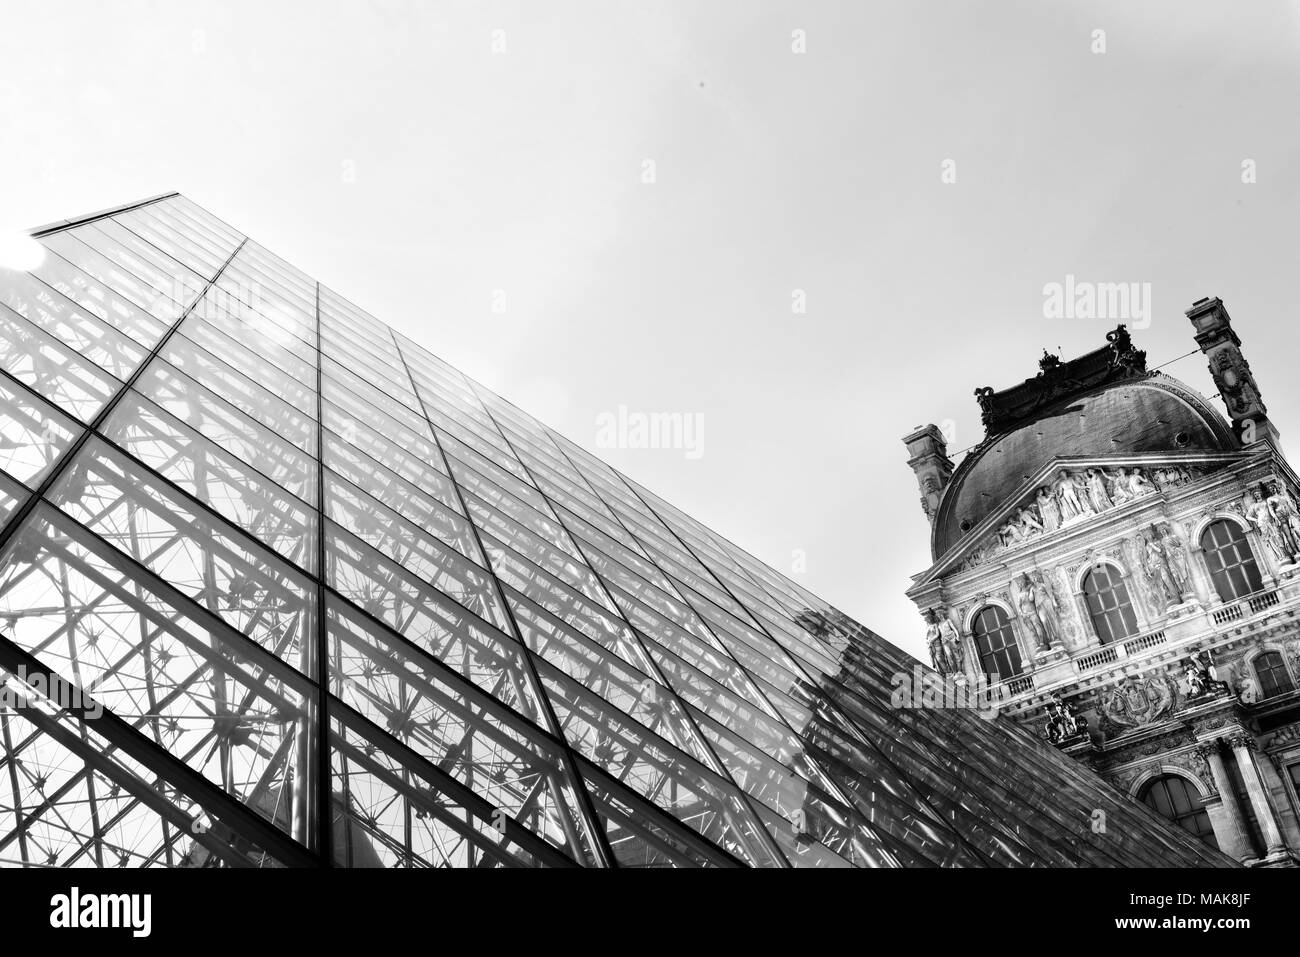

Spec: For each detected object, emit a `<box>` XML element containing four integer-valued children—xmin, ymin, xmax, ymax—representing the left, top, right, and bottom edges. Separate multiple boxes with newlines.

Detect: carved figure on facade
<box><xmin>1232</xmin><ymin>664</ymin><xmax>1261</xmax><ymax>706</ymax></box>
<box><xmin>1054</xmin><ymin>469</ymin><xmax>1085</xmax><ymax>522</ymax></box>
<box><xmin>1169</xmin><ymin>749</ymin><xmax>1213</xmax><ymax>792</ymax></box>
<box><xmin>1209</xmin><ymin>350</ymin><xmax>1264</xmax><ymax>419</ymax></box>
<box><xmin>1044</xmin><ymin>695</ymin><xmax>1089</xmax><ymax>745</ymax></box>
<box><xmin>924</xmin><ymin>607</ymin><xmax>965</xmax><ymax>677</ymax></box>
<box><xmin>1265</xmin><ymin>482</ymin><xmax>1300</xmax><ymax>562</ymax></box>
<box><xmin>1267</xmin><ymin>722</ymin><xmax>1300</xmax><ymax>749</ymax></box>
<box><xmin>1162</xmin><ymin>529</ymin><xmax>1192</xmax><ymax>598</ymax></box>
<box><xmin>1014</xmin><ymin>574</ymin><xmax>1050</xmax><ymax>652</ymax></box>
<box><xmin>1035</xmin><ymin>486</ymin><xmax>1061</xmax><ymax>532</ymax></box>
<box><xmin>1098</xmin><ymin>672</ymin><xmax>1180</xmax><ymax>736</ymax></box>
<box><xmin>1244</xmin><ymin>486</ymin><xmax>1296</xmax><ymax>564</ymax></box>
<box><xmin>1106</xmin><ymin>323</ymin><xmax>1146</xmax><ymax>373</ymax></box>
<box><xmin>1084</xmin><ymin>468</ymin><xmax>1112</xmax><ymax>513</ymax></box>
<box><xmin>1152</xmin><ymin>465</ymin><xmax>1201</xmax><ymax>489</ymax></box>
<box><xmin>1030</xmin><ymin>570</ymin><xmax>1064</xmax><ymax>647</ymax></box>
<box><xmin>1184</xmin><ymin>650</ymin><xmax>1225</xmax><ymax>699</ymax></box>
<box><xmin>972</xmin><ymin>467</ymin><xmax>1162</xmax><ymax>564</ymax></box>
<box><xmin>1138</xmin><ymin>532</ymin><xmax>1181</xmax><ymax>612</ymax></box>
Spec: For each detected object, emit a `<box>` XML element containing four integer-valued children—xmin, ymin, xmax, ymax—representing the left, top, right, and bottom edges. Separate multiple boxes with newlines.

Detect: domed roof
<box><xmin>932</xmin><ymin>372</ymin><xmax>1236</xmax><ymax>560</ymax></box>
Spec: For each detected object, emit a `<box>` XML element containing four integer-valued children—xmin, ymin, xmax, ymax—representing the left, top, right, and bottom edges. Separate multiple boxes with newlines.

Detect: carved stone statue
<box><xmin>938</xmin><ymin>616</ymin><xmax>963</xmax><ymax>675</ymax></box>
<box><xmin>1085</xmin><ymin>468</ymin><xmax>1112</xmax><ymax>513</ymax></box>
<box><xmin>1015</xmin><ymin>573</ymin><xmax>1052</xmax><ymax>651</ymax></box>
<box><xmin>1106</xmin><ymin>323</ymin><xmax>1145</xmax><ymax>372</ymax></box>
<box><xmin>925</xmin><ymin>608</ymin><xmax>964</xmax><ymax>676</ymax></box>
<box><xmin>1036</xmin><ymin>486</ymin><xmax>1061</xmax><ymax>532</ymax></box>
<box><xmin>1155</xmin><ymin>466</ymin><xmax>1193</xmax><ymax>488</ymax></box>
<box><xmin>1141</xmin><ymin>534</ymin><xmax>1179</xmax><ymax>612</ymax></box>
<box><xmin>1109</xmin><ymin>468</ymin><xmax>1134</xmax><ymax>505</ymax></box>
<box><xmin>995</xmin><ymin>504</ymin><xmax>1048</xmax><ymax>550</ymax></box>
<box><xmin>1072</xmin><ymin>473</ymin><xmax>1097</xmax><ymax>516</ymax></box>
<box><xmin>1245</xmin><ymin>487</ymin><xmax>1291</xmax><ymax>563</ymax></box>
<box><xmin>1054</xmin><ymin>469</ymin><xmax>1084</xmax><ymax>522</ymax></box>
<box><xmin>1236</xmin><ymin>669</ymin><xmax>1260</xmax><ymax>705</ymax></box>
<box><xmin>1044</xmin><ymin>695</ymin><xmax>1088</xmax><ymax>744</ymax></box>
<box><xmin>1182</xmin><ymin>649</ymin><xmax>1224</xmax><ymax>699</ymax></box>
<box><xmin>1266</xmin><ymin>483</ymin><xmax>1300</xmax><ymax>561</ymax></box>
<box><xmin>1128</xmin><ymin>469</ymin><xmax>1156</xmax><ymax>497</ymax></box>
<box><xmin>1162</xmin><ymin>531</ymin><xmax>1191</xmax><ymax>597</ymax></box>
<box><xmin>1029</xmin><ymin>570</ymin><xmax>1063</xmax><ymax>647</ymax></box>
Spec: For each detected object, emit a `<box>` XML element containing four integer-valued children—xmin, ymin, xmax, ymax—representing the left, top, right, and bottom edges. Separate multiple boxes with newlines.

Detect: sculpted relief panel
<box><xmin>961</xmin><ymin>466</ymin><xmax>1201</xmax><ymax>570</ymax></box>
<box><xmin>1098</xmin><ymin>671</ymin><xmax>1181</xmax><ymax>738</ymax></box>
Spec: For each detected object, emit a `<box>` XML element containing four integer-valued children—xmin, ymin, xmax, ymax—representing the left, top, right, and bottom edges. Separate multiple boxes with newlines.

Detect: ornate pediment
<box><xmin>957</xmin><ymin>464</ymin><xmax>1197</xmax><ymax>571</ymax></box>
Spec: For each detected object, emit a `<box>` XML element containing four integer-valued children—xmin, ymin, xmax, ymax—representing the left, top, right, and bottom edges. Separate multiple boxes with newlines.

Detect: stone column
<box><xmin>1228</xmin><ymin>732</ymin><xmax>1288</xmax><ymax>856</ymax></box>
<box><xmin>1197</xmin><ymin>742</ymin><xmax>1253</xmax><ymax>861</ymax></box>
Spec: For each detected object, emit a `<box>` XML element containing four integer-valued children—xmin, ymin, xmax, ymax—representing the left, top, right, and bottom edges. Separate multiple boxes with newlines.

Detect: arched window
<box><xmin>971</xmin><ymin>605</ymin><xmax>1022</xmax><ymax>681</ymax></box>
<box><xmin>1082</xmin><ymin>564</ymin><xmax>1140</xmax><ymax>644</ymax></box>
<box><xmin>1141</xmin><ymin>775</ymin><xmax>1219</xmax><ymax>849</ymax></box>
<box><xmin>1254</xmin><ymin>651</ymin><xmax>1294</xmax><ymax>699</ymax></box>
<box><xmin>1201</xmin><ymin>519</ymin><xmax>1263</xmax><ymax>602</ymax></box>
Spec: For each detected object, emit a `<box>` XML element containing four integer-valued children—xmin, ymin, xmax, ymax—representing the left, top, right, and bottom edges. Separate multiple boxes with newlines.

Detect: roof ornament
<box><xmin>1037</xmin><ymin>350</ymin><xmax>1062</xmax><ymax>376</ymax></box>
<box><xmin>1105</xmin><ymin>323</ymin><xmax>1146</xmax><ymax>373</ymax></box>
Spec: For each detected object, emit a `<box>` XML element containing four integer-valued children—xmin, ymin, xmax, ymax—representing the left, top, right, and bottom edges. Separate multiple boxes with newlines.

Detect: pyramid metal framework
<box><xmin>0</xmin><ymin>193</ymin><xmax>1231</xmax><ymax>868</ymax></box>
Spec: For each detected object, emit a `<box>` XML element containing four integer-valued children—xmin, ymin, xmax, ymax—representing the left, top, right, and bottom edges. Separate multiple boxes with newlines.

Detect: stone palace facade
<box><xmin>904</xmin><ymin>298</ymin><xmax>1300</xmax><ymax>866</ymax></box>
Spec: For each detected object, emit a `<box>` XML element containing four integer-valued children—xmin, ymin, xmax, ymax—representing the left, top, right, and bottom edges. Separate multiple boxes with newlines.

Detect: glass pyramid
<box><xmin>0</xmin><ymin>193</ymin><xmax>1229</xmax><ymax>868</ymax></box>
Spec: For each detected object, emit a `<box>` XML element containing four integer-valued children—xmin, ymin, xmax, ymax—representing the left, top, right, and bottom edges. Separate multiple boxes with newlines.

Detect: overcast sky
<box><xmin>2</xmin><ymin>0</ymin><xmax>1298</xmax><ymax>661</ymax></box>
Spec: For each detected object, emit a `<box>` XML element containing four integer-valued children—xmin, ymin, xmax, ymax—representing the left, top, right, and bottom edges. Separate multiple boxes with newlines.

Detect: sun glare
<box><xmin>0</xmin><ymin>230</ymin><xmax>46</xmax><ymax>271</ymax></box>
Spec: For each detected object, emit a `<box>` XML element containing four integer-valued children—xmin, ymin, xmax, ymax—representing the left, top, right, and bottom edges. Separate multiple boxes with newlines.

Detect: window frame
<box><xmin>1141</xmin><ymin>774</ymin><xmax>1219</xmax><ymax>849</ymax></box>
<box><xmin>1082</xmin><ymin>563</ymin><xmax>1141</xmax><ymax>645</ymax></box>
<box><xmin>1253</xmin><ymin>650</ymin><xmax>1295</xmax><ymax>699</ymax></box>
<box><xmin>970</xmin><ymin>604</ymin><xmax>1023</xmax><ymax>682</ymax></box>
<box><xmin>1200</xmin><ymin>518</ymin><xmax>1265</xmax><ymax>603</ymax></box>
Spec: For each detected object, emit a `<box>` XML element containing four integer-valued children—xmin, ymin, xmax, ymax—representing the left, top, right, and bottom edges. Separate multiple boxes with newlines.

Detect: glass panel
<box><xmin>0</xmin><ymin>269</ymin><xmax>147</xmax><ymax>381</ymax></box>
<box><xmin>0</xmin><ymin>302</ymin><xmax>123</xmax><ymax>421</ymax></box>
<box><xmin>327</xmin><ymin>597</ymin><xmax>598</xmax><ymax>865</ymax></box>
<box><xmin>0</xmin><ymin>506</ymin><xmax>316</xmax><ymax>858</ymax></box>
<box><xmin>324</xmin><ymin>521</ymin><xmax>545</xmax><ymax>729</ymax></box>
<box><xmin>133</xmin><ymin>360</ymin><xmax>318</xmax><ymax>504</ymax></box>
<box><xmin>155</xmin><ymin>337</ymin><xmax>317</xmax><ymax>454</ymax></box>
<box><xmin>117</xmin><ymin>206</ymin><xmax>228</xmax><ymax>278</ymax></box>
<box><xmin>24</xmin><ymin>253</ymin><xmax>170</xmax><ymax>347</ymax></box>
<box><xmin>47</xmin><ymin>437</ymin><xmax>317</xmax><ymax>673</ymax></box>
<box><xmin>324</xmin><ymin>470</ymin><xmax>506</xmax><ymax>630</ymax></box>
<box><xmin>0</xmin><ymin>377</ymin><xmax>82</xmax><ymax>486</ymax></box>
<box><xmin>323</xmin><ymin>432</ymin><xmax>474</xmax><ymax>560</ymax></box>
<box><xmin>40</xmin><ymin>231</ymin><xmax>189</xmax><ymax>321</ymax></box>
<box><xmin>101</xmin><ymin>392</ymin><xmax>318</xmax><ymax>570</ymax></box>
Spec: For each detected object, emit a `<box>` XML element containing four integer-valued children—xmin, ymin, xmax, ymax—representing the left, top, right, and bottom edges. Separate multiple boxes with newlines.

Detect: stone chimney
<box><xmin>1186</xmin><ymin>297</ymin><xmax>1280</xmax><ymax>447</ymax></box>
<box><xmin>903</xmin><ymin>424</ymin><xmax>955</xmax><ymax>524</ymax></box>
